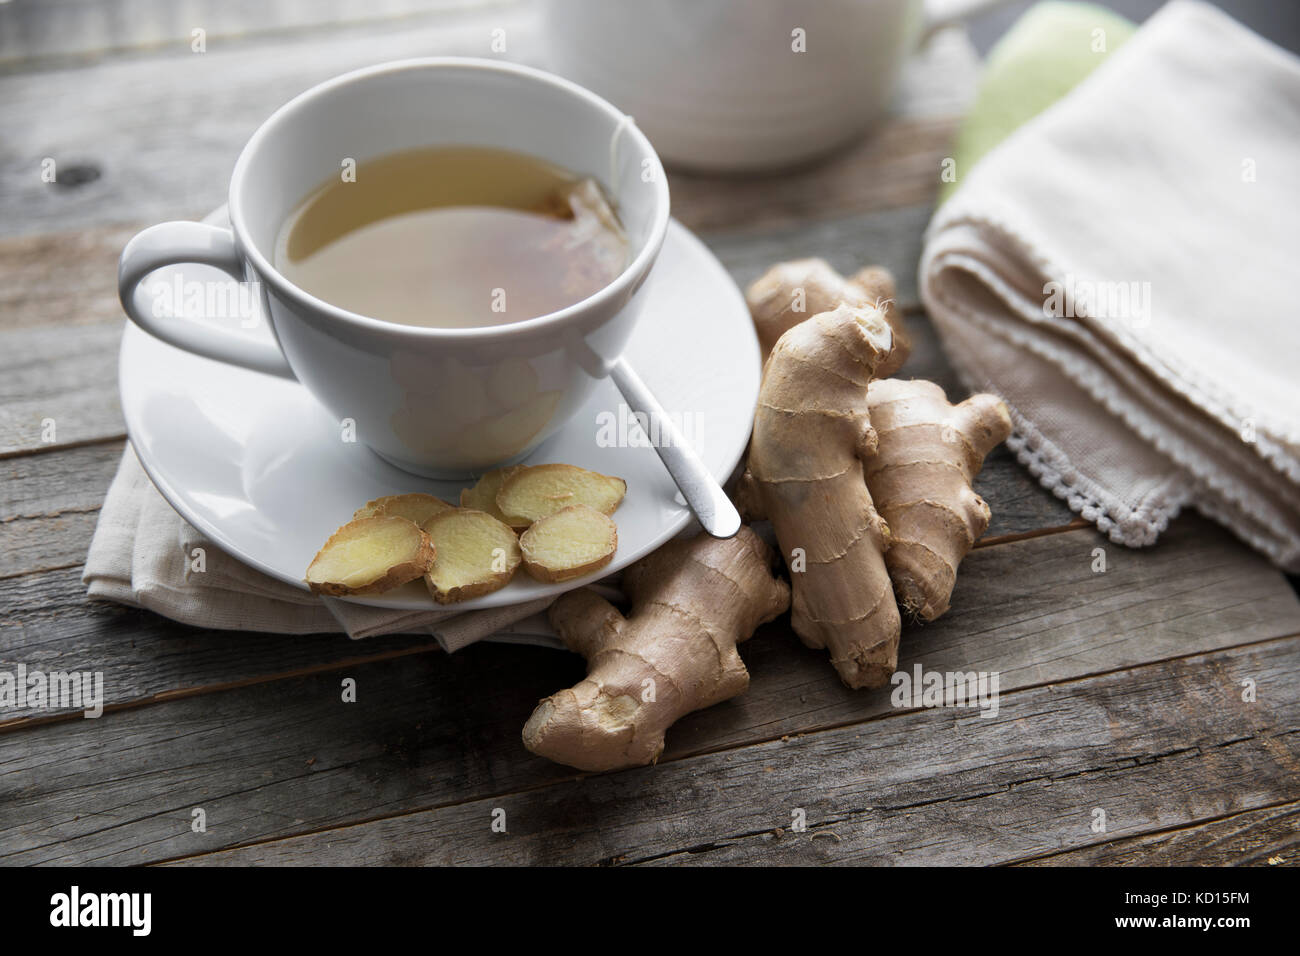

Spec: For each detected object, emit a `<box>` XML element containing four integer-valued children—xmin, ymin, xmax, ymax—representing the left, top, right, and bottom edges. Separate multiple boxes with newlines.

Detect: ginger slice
<box><xmin>460</xmin><ymin>466</ymin><xmax>524</xmax><ymax>524</ymax></box>
<box><xmin>519</xmin><ymin>504</ymin><xmax>617</xmax><ymax>583</ymax></box>
<box><xmin>522</xmin><ymin>526</ymin><xmax>790</xmax><ymax>771</ymax></box>
<box><xmin>353</xmin><ymin>493</ymin><xmax>455</xmax><ymax>525</ymax></box>
<box><xmin>496</xmin><ymin>463</ymin><xmax>626</xmax><ymax>527</ymax></box>
<box><xmin>305</xmin><ymin>515</ymin><xmax>435</xmax><ymax>596</ymax></box>
<box><xmin>422</xmin><ymin>508</ymin><xmax>522</xmax><ymax>604</ymax></box>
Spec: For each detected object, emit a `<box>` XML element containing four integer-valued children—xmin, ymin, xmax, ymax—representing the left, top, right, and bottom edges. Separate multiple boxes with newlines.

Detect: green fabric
<box><xmin>939</xmin><ymin>1</ymin><xmax>1137</xmax><ymax>204</ymax></box>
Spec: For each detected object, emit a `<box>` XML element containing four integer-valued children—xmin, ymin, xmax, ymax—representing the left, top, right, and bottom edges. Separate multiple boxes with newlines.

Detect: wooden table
<box><xmin>3</xmin><ymin>1</ymin><xmax>1298</xmax><ymax>866</ymax></box>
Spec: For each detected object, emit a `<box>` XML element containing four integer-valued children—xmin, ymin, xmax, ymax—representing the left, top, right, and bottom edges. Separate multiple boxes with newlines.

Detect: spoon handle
<box><xmin>609</xmin><ymin>358</ymin><xmax>742</xmax><ymax>539</ymax></box>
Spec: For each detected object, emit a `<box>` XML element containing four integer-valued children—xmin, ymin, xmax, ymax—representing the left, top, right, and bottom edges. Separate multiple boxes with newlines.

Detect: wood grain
<box><xmin>0</xmin><ymin>0</ymin><xmax>484</xmax><ymax>66</ymax></box>
<box><xmin>653</xmin><ymin>515</ymin><xmax>1300</xmax><ymax>759</ymax></box>
<box><xmin>708</xmin><ymin>203</ymin><xmax>933</xmax><ymax>313</ymax></box>
<box><xmin>670</xmin><ymin>117</ymin><xmax>959</xmax><ymax>235</ymax></box>
<box><xmin>0</xmin><ymin>7</ymin><xmax>975</xmax><ymax>240</ymax></box>
<box><xmin>1015</xmin><ymin>801</ymin><xmax>1300</xmax><ymax>867</ymax></box>
<box><xmin>0</xmin><ymin>441</ymin><xmax>123</xmax><ymax>579</ymax></box>
<box><xmin>0</xmin><ymin>322</ymin><xmax>123</xmax><ymax>456</ymax></box>
<box><xmin>0</xmin><ymin>224</ymin><xmax>142</xmax><ymax>331</ymax></box>
<box><xmin>165</xmin><ymin>638</ymin><xmax>1300</xmax><ymax>866</ymax></box>
<box><xmin>0</xmin><ymin>565</ymin><xmax>447</xmax><ymax>722</ymax></box>
<box><xmin>0</xmin><ymin>7</ymin><xmax>546</xmax><ymax>241</ymax></box>
<box><xmin>4</xmin><ymin>500</ymin><xmax>1259</xmax><ymax>726</ymax></box>
<box><xmin>3</xmin><ymin>7</ymin><xmax>1292</xmax><ymax>870</ymax></box>
<box><xmin>1</xmin><ymin>518</ymin><xmax>1295</xmax><ymax>863</ymax></box>
<box><xmin>0</xmin><ymin>207</ymin><xmax>933</xmax><ymax>457</ymax></box>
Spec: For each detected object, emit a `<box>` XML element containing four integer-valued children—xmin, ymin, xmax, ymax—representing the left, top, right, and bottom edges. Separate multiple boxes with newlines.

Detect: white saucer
<box><xmin>120</xmin><ymin>207</ymin><xmax>759</xmax><ymax>611</ymax></box>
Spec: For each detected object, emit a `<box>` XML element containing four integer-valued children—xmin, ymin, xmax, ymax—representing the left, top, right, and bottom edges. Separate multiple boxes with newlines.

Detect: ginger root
<box><xmin>522</xmin><ymin>526</ymin><xmax>790</xmax><ymax>771</ymax></box>
<box><xmin>746</xmin><ymin>258</ymin><xmax>911</xmax><ymax>376</ymax></box>
<box><xmin>740</xmin><ymin>302</ymin><xmax>901</xmax><ymax>689</ymax></box>
<box><xmin>741</xmin><ymin>260</ymin><xmax>1013</xmax><ymax>688</ymax></box>
<box><xmin>865</xmin><ymin>379</ymin><xmax>1012</xmax><ymax>619</ymax></box>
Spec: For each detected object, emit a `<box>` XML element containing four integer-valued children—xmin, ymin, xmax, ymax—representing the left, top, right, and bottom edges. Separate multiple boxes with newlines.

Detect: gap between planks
<box><xmin>0</xmin><ymin>433</ymin><xmax>126</xmax><ymax>464</ymax></box>
<box><xmin>151</xmin><ymin>634</ymin><xmax>1300</xmax><ymax>866</ymax></box>
<box><xmin>0</xmin><ymin>517</ymin><xmax>1111</xmax><ymax>735</ymax></box>
<box><xmin>1001</xmin><ymin>797</ymin><xmax>1300</xmax><ymax>867</ymax></box>
<box><xmin>3</xmin><ymin>521</ymin><xmax>1294</xmax><ymax>864</ymax></box>
<box><xmin>18</xmin><ymin>630</ymin><xmax>1300</xmax><ymax>867</ymax></box>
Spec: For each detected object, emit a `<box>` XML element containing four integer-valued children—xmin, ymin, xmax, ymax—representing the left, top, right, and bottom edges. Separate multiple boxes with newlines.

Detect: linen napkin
<box><xmin>920</xmin><ymin>0</ymin><xmax>1300</xmax><ymax>571</ymax></box>
<box><xmin>83</xmin><ymin>446</ymin><xmax>565</xmax><ymax>650</ymax></box>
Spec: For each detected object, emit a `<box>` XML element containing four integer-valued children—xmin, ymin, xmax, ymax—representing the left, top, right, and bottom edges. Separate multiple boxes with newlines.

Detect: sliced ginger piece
<box><xmin>422</xmin><ymin>508</ymin><xmax>522</xmax><ymax>604</ymax></box>
<box><xmin>519</xmin><ymin>504</ymin><xmax>617</xmax><ymax>582</ymax></box>
<box><xmin>353</xmin><ymin>492</ymin><xmax>455</xmax><ymax>525</ymax></box>
<box><xmin>496</xmin><ymin>463</ymin><xmax>626</xmax><ymax>527</ymax></box>
<box><xmin>459</xmin><ymin>466</ymin><xmax>523</xmax><ymax>523</ymax></box>
<box><xmin>305</xmin><ymin>515</ymin><xmax>435</xmax><ymax>596</ymax></box>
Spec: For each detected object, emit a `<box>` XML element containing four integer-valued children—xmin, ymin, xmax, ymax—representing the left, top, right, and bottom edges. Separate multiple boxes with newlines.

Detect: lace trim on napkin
<box><xmin>936</xmin><ymin>204</ymin><xmax>1300</xmax><ymax>476</ymax></box>
<box><xmin>931</xmin><ymin>295</ymin><xmax>1190</xmax><ymax>548</ymax></box>
<box><xmin>921</xmin><ymin>206</ymin><xmax>1300</xmax><ymax>569</ymax></box>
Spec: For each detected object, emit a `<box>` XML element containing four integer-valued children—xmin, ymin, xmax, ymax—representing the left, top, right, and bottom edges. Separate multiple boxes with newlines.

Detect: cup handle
<box><xmin>921</xmin><ymin>0</ymin><xmax>1015</xmax><ymax>43</ymax></box>
<box><xmin>118</xmin><ymin>221</ymin><xmax>296</xmax><ymax>379</ymax></box>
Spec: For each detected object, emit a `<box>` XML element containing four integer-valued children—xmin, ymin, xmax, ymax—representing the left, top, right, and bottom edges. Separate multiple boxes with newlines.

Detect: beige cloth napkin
<box><xmin>920</xmin><ymin>0</ymin><xmax>1300</xmax><ymax>571</ymax></box>
<box><xmin>83</xmin><ymin>446</ymin><xmax>565</xmax><ymax>651</ymax></box>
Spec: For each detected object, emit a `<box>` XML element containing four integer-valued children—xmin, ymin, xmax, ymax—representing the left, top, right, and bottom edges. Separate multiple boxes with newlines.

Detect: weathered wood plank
<box><xmin>169</xmin><ymin>638</ymin><xmax>1300</xmax><ymax>866</ymax></box>
<box><xmin>0</xmin><ymin>7</ymin><xmax>547</xmax><ymax>240</ymax></box>
<box><xmin>671</xmin><ymin>118</ymin><xmax>958</xmax><ymax>235</ymax></box>
<box><xmin>1</xmin><ymin>518</ymin><xmax>1295</xmax><ymax>863</ymax></box>
<box><xmin>1015</xmin><ymin>801</ymin><xmax>1300</xmax><ymax>867</ymax></box>
<box><xmin>0</xmin><ymin>441</ymin><xmax>123</xmax><ymax>578</ymax></box>
<box><xmin>0</xmin><ymin>0</ymin><xmax>491</xmax><ymax>67</ymax></box>
<box><xmin>707</xmin><ymin>203</ymin><xmax>933</xmax><ymax>313</ymax></box>
<box><xmin>0</xmin><ymin>645</ymin><xmax>575</xmax><ymax>864</ymax></box>
<box><xmin>0</xmin><ymin>207</ymin><xmax>929</xmax><ymax>405</ymax></box>
<box><xmin>0</xmin><ymin>207</ymin><xmax>932</xmax><ymax>338</ymax></box>
<box><xmin>0</xmin><ymin>224</ymin><xmax>141</xmax><ymax>331</ymax></box>
<box><xmin>0</xmin><ymin>7</ymin><xmax>974</xmax><ymax>240</ymax></box>
<box><xmin>0</xmin><ymin>441</ymin><xmax>122</xmax><ymax>519</ymax></box>
<box><xmin>0</xmin><ymin>565</ymin><xmax>450</xmax><ymax>721</ymax></box>
<box><xmin>0</xmin><ymin>322</ymin><xmax>123</xmax><ymax>456</ymax></box>
<box><xmin>657</xmin><ymin>515</ymin><xmax>1300</xmax><ymax>759</ymax></box>
<box><xmin>0</xmin><ymin>206</ymin><xmax>929</xmax><ymax>456</ymax></box>
<box><xmin>1</xmin><ymin>490</ymin><xmax>1268</xmax><ymax>727</ymax></box>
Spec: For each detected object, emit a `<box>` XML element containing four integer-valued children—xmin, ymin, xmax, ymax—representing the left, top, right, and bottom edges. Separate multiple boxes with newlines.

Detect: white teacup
<box><xmin>118</xmin><ymin>58</ymin><xmax>670</xmax><ymax>478</ymax></box>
